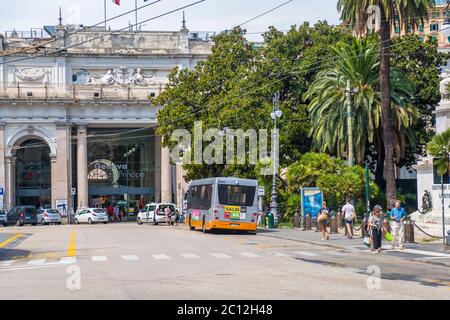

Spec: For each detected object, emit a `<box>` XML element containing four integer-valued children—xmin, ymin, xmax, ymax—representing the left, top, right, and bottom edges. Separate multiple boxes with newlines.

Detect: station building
<box><xmin>0</xmin><ymin>22</ymin><xmax>213</xmax><ymax>216</ymax></box>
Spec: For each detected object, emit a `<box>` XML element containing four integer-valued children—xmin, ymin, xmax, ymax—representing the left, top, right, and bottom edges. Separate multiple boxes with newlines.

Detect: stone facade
<box><xmin>0</xmin><ymin>24</ymin><xmax>211</xmax><ymax>213</ymax></box>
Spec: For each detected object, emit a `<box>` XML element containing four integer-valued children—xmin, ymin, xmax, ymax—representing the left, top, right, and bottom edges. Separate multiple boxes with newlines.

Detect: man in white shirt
<box><xmin>341</xmin><ymin>198</ymin><xmax>357</xmax><ymax>239</ymax></box>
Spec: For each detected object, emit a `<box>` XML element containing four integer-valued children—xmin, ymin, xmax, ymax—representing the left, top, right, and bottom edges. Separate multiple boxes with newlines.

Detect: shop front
<box><xmin>85</xmin><ymin>128</ymin><xmax>156</xmax><ymax>221</ymax></box>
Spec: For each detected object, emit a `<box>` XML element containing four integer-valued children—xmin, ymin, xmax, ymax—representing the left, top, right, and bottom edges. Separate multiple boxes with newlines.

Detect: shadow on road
<box><xmin>0</xmin><ymin>248</ymin><xmax>31</xmax><ymax>261</ymax></box>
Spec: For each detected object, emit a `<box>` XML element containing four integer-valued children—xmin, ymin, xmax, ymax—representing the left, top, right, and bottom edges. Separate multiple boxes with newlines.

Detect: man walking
<box><xmin>341</xmin><ymin>198</ymin><xmax>357</xmax><ymax>239</ymax></box>
<box><xmin>390</xmin><ymin>200</ymin><xmax>406</xmax><ymax>250</ymax></box>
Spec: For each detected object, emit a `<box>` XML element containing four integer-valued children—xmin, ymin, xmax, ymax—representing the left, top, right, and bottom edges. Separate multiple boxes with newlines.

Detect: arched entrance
<box><xmin>15</xmin><ymin>139</ymin><xmax>51</xmax><ymax>208</ymax></box>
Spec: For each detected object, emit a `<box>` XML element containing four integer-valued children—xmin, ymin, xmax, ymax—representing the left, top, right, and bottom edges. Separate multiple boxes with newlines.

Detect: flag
<box><xmin>112</xmin><ymin>0</ymin><xmax>120</xmax><ymax>5</ymax></box>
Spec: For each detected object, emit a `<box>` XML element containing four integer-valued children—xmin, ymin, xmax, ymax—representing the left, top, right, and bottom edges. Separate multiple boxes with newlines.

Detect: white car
<box><xmin>137</xmin><ymin>203</ymin><xmax>176</xmax><ymax>225</ymax></box>
<box><xmin>37</xmin><ymin>208</ymin><xmax>62</xmax><ymax>225</ymax></box>
<box><xmin>74</xmin><ymin>208</ymin><xmax>108</xmax><ymax>224</ymax></box>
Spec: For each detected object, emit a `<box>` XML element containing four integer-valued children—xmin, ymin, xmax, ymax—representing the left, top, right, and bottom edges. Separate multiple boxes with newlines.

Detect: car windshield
<box><xmin>93</xmin><ymin>209</ymin><xmax>106</xmax><ymax>214</ymax></box>
<box><xmin>25</xmin><ymin>208</ymin><xmax>36</xmax><ymax>216</ymax></box>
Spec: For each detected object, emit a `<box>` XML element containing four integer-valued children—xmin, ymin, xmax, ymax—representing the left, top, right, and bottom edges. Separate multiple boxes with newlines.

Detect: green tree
<box><xmin>304</xmin><ymin>37</ymin><xmax>417</xmax><ymax>168</ymax></box>
<box><xmin>337</xmin><ymin>0</ymin><xmax>435</xmax><ymax>209</ymax></box>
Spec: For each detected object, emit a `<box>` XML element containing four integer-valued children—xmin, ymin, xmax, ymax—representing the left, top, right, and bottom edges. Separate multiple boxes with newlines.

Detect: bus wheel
<box><xmin>202</xmin><ymin>217</ymin><xmax>207</xmax><ymax>233</ymax></box>
<box><xmin>189</xmin><ymin>215</ymin><xmax>195</xmax><ymax>230</ymax></box>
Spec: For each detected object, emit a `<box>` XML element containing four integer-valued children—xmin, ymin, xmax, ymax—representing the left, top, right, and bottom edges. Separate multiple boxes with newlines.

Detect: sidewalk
<box><xmin>258</xmin><ymin>227</ymin><xmax>450</xmax><ymax>267</ymax></box>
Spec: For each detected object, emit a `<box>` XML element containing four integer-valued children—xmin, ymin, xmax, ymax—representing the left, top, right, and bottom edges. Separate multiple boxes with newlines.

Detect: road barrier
<box><xmin>329</xmin><ymin>215</ymin><xmax>338</xmax><ymax>234</ymax></box>
<box><xmin>304</xmin><ymin>214</ymin><xmax>312</xmax><ymax>230</ymax></box>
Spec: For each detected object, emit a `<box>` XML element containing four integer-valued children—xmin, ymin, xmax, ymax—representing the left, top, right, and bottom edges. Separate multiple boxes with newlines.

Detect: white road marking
<box><xmin>238</xmin><ymin>252</ymin><xmax>261</xmax><ymax>258</ymax></box>
<box><xmin>122</xmin><ymin>255</ymin><xmax>139</xmax><ymax>261</ymax></box>
<box><xmin>91</xmin><ymin>256</ymin><xmax>108</xmax><ymax>262</ymax></box>
<box><xmin>294</xmin><ymin>251</ymin><xmax>319</xmax><ymax>257</ymax></box>
<box><xmin>181</xmin><ymin>253</ymin><xmax>200</xmax><ymax>259</ymax></box>
<box><xmin>270</xmin><ymin>252</ymin><xmax>289</xmax><ymax>257</ymax></box>
<box><xmin>152</xmin><ymin>254</ymin><xmax>170</xmax><ymax>260</ymax></box>
<box><xmin>27</xmin><ymin>259</ymin><xmax>46</xmax><ymax>265</ymax></box>
<box><xmin>209</xmin><ymin>253</ymin><xmax>231</xmax><ymax>259</ymax></box>
<box><xmin>384</xmin><ymin>248</ymin><xmax>450</xmax><ymax>258</ymax></box>
<box><xmin>59</xmin><ymin>257</ymin><xmax>77</xmax><ymax>264</ymax></box>
<box><xmin>420</xmin><ymin>256</ymin><xmax>450</xmax><ymax>260</ymax></box>
<box><xmin>0</xmin><ymin>260</ymin><xmax>14</xmax><ymax>267</ymax></box>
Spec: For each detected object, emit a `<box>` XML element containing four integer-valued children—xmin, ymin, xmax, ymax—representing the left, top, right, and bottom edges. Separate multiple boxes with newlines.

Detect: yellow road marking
<box><xmin>0</xmin><ymin>233</ymin><xmax>23</xmax><ymax>248</ymax></box>
<box><xmin>67</xmin><ymin>230</ymin><xmax>76</xmax><ymax>257</ymax></box>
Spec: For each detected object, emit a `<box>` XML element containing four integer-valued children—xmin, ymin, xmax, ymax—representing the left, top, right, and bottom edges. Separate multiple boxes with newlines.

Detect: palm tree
<box><xmin>305</xmin><ymin>38</ymin><xmax>417</xmax><ymax>167</ymax></box>
<box><xmin>337</xmin><ymin>0</ymin><xmax>435</xmax><ymax>209</ymax></box>
<box><xmin>427</xmin><ymin>128</ymin><xmax>450</xmax><ymax>247</ymax></box>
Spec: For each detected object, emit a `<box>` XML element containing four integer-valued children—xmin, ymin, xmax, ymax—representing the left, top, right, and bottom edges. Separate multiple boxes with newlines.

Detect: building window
<box><xmin>430</xmin><ymin>23</ymin><xmax>439</xmax><ymax>32</ymax></box>
<box><xmin>394</xmin><ymin>26</ymin><xmax>400</xmax><ymax>34</ymax></box>
<box><xmin>433</xmin><ymin>160</ymin><xmax>450</xmax><ymax>184</ymax></box>
<box><xmin>407</xmin><ymin>25</ymin><xmax>412</xmax><ymax>33</ymax></box>
<box><xmin>419</xmin><ymin>24</ymin><xmax>424</xmax><ymax>32</ymax></box>
<box><xmin>447</xmin><ymin>36</ymin><xmax>450</xmax><ymax>43</ymax></box>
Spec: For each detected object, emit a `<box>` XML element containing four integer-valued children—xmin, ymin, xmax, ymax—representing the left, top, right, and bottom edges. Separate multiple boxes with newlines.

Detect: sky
<box><xmin>0</xmin><ymin>0</ymin><xmax>340</xmax><ymax>41</ymax></box>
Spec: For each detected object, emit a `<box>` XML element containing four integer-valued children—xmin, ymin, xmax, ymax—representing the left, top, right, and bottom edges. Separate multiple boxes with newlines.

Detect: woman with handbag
<box><xmin>318</xmin><ymin>201</ymin><xmax>330</xmax><ymax>240</ymax></box>
<box><xmin>368</xmin><ymin>205</ymin><xmax>386</xmax><ymax>254</ymax></box>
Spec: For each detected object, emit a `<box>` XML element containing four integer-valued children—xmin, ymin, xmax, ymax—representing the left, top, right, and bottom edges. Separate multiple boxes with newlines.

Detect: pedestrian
<box><xmin>114</xmin><ymin>205</ymin><xmax>120</xmax><ymax>222</ymax></box>
<box><xmin>390</xmin><ymin>200</ymin><xmax>406</xmax><ymax>250</ymax></box>
<box><xmin>164</xmin><ymin>206</ymin><xmax>171</xmax><ymax>225</ymax></box>
<box><xmin>174</xmin><ymin>208</ymin><xmax>179</xmax><ymax>226</ymax></box>
<box><xmin>318</xmin><ymin>201</ymin><xmax>330</xmax><ymax>240</ymax></box>
<box><xmin>368</xmin><ymin>205</ymin><xmax>386</xmax><ymax>254</ymax></box>
<box><xmin>107</xmin><ymin>203</ymin><xmax>114</xmax><ymax>222</ymax></box>
<box><xmin>341</xmin><ymin>198</ymin><xmax>357</xmax><ymax>239</ymax></box>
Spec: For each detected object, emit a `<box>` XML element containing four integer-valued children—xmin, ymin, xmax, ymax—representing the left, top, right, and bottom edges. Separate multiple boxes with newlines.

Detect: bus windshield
<box><xmin>218</xmin><ymin>184</ymin><xmax>256</xmax><ymax>207</ymax></box>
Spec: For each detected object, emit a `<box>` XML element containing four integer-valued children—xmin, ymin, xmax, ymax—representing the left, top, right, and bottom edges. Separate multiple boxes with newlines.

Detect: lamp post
<box><xmin>270</xmin><ymin>92</ymin><xmax>282</xmax><ymax>225</ymax></box>
<box><xmin>345</xmin><ymin>80</ymin><xmax>357</xmax><ymax>167</ymax></box>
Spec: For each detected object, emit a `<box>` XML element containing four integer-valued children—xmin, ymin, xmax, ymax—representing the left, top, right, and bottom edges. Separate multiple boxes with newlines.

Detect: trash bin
<box><xmin>266</xmin><ymin>212</ymin><xmax>275</xmax><ymax>229</ymax></box>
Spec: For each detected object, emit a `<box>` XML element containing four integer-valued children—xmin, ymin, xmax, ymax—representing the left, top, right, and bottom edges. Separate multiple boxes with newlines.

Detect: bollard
<box><xmin>404</xmin><ymin>220</ymin><xmax>415</xmax><ymax>243</ymax></box>
<box><xmin>337</xmin><ymin>212</ymin><xmax>344</xmax><ymax>229</ymax></box>
<box><xmin>305</xmin><ymin>214</ymin><xmax>312</xmax><ymax>230</ymax></box>
<box><xmin>315</xmin><ymin>217</ymin><xmax>321</xmax><ymax>232</ymax></box>
<box><xmin>329</xmin><ymin>215</ymin><xmax>338</xmax><ymax>234</ymax></box>
<box><xmin>294</xmin><ymin>211</ymin><xmax>300</xmax><ymax>228</ymax></box>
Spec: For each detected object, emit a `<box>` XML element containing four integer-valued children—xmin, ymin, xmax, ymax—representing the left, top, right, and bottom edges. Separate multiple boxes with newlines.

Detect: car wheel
<box><xmin>3</xmin><ymin>222</ymin><xmax>7</xmax><ymax>227</ymax></box>
<box><xmin>88</xmin><ymin>218</ymin><xmax>93</xmax><ymax>225</ymax></box>
<box><xmin>137</xmin><ymin>217</ymin><xmax>143</xmax><ymax>225</ymax></box>
<box><xmin>32</xmin><ymin>223</ymin><xmax>37</xmax><ymax>226</ymax></box>
<box><xmin>74</xmin><ymin>219</ymin><xmax>79</xmax><ymax>225</ymax></box>
<box><xmin>57</xmin><ymin>222</ymin><xmax>62</xmax><ymax>225</ymax></box>
<box><xmin>41</xmin><ymin>219</ymin><xmax>46</xmax><ymax>225</ymax></box>
<box><xmin>17</xmin><ymin>221</ymin><xmax>23</xmax><ymax>227</ymax></box>
<box><xmin>103</xmin><ymin>222</ymin><xmax>108</xmax><ymax>224</ymax></box>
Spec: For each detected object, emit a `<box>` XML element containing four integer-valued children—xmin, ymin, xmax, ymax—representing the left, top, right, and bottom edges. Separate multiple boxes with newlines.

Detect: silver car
<box><xmin>37</xmin><ymin>209</ymin><xmax>62</xmax><ymax>225</ymax></box>
<box><xmin>74</xmin><ymin>208</ymin><xmax>108</xmax><ymax>224</ymax></box>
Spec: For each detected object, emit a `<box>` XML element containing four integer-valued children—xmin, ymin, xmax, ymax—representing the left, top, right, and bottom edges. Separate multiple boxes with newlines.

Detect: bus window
<box><xmin>218</xmin><ymin>185</ymin><xmax>256</xmax><ymax>207</ymax></box>
<box><xmin>188</xmin><ymin>184</ymin><xmax>212</xmax><ymax>210</ymax></box>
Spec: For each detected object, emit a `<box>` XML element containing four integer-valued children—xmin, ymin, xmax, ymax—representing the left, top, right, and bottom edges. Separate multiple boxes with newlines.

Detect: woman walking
<box><xmin>368</xmin><ymin>205</ymin><xmax>386</xmax><ymax>254</ymax></box>
<box><xmin>318</xmin><ymin>201</ymin><xmax>330</xmax><ymax>240</ymax></box>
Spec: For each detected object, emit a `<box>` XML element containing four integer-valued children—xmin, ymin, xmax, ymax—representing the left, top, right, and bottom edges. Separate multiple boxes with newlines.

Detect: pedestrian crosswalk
<box><xmin>0</xmin><ymin>250</ymin><xmax>304</xmax><ymax>270</ymax></box>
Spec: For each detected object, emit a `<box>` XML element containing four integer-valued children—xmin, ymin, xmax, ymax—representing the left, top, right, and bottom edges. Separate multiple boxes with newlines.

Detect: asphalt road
<box><xmin>0</xmin><ymin>223</ymin><xmax>448</xmax><ymax>299</ymax></box>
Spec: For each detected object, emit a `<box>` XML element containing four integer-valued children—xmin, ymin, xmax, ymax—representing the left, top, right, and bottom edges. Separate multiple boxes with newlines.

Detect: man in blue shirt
<box><xmin>390</xmin><ymin>200</ymin><xmax>406</xmax><ymax>250</ymax></box>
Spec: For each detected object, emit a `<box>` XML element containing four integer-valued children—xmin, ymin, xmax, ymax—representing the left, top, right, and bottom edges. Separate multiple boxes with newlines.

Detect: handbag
<box><xmin>363</xmin><ymin>236</ymin><xmax>371</xmax><ymax>247</ymax></box>
<box><xmin>317</xmin><ymin>213</ymin><xmax>328</xmax><ymax>223</ymax></box>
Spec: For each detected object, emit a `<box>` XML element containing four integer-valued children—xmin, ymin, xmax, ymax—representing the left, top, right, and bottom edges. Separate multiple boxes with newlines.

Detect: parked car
<box><xmin>0</xmin><ymin>209</ymin><xmax>6</xmax><ymax>225</ymax></box>
<box><xmin>137</xmin><ymin>203</ymin><xmax>176</xmax><ymax>225</ymax></box>
<box><xmin>73</xmin><ymin>208</ymin><xmax>108</xmax><ymax>224</ymax></box>
<box><xmin>37</xmin><ymin>208</ymin><xmax>62</xmax><ymax>225</ymax></box>
<box><xmin>3</xmin><ymin>206</ymin><xmax>38</xmax><ymax>226</ymax></box>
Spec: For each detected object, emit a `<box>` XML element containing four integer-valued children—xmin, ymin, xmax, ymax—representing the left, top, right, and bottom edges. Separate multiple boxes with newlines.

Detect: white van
<box><xmin>137</xmin><ymin>203</ymin><xmax>177</xmax><ymax>225</ymax></box>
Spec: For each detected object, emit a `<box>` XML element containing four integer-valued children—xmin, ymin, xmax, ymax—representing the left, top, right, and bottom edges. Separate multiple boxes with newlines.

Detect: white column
<box><xmin>175</xmin><ymin>162</ymin><xmax>188</xmax><ymax>210</ymax></box>
<box><xmin>160</xmin><ymin>141</ymin><xmax>172</xmax><ymax>203</ymax></box>
<box><xmin>51</xmin><ymin>123</ymin><xmax>71</xmax><ymax>209</ymax></box>
<box><xmin>77</xmin><ymin>125</ymin><xmax>88</xmax><ymax>208</ymax></box>
<box><xmin>5</xmin><ymin>156</ymin><xmax>16</xmax><ymax>210</ymax></box>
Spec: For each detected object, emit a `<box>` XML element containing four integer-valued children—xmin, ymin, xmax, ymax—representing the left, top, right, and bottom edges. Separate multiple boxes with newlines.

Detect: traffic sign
<box><xmin>258</xmin><ymin>187</ymin><xmax>265</xmax><ymax>197</ymax></box>
<box><xmin>71</xmin><ymin>188</ymin><xmax>76</xmax><ymax>196</ymax></box>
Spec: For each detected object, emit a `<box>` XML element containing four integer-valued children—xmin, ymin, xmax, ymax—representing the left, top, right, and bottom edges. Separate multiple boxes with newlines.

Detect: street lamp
<box><xmin>270</xmin><ymin>92</ymin><xmax>282</xmax><ymax>225</ymax></box>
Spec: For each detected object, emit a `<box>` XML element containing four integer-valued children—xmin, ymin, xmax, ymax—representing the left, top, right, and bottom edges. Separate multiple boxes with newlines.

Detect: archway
<box><xmin>15</xmin><ymin>139</ymin><xmax>52</xmax><ymax>208</ymax></box>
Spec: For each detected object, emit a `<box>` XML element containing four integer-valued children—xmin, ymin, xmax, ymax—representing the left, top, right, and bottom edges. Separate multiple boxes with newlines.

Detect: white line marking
<box><xmin>181</xmin><ymin>253</ymin><xmax>200</xmax><ymax>259</ymax></box>
<box><xmin>270</xmin><ymin>251</ymin><xmax>289</xmax><ymax>257</ymax></box>
<box><xmin>238</xmin><ymin>252</ymin><xmax>261</xmax><ymax>258</ymax></box>
<box><xmin>209</xmin><ymin>253</ymin><xmax>231</xmax><ymax>259</ymax></box>
<box><xmin>27</xmin><ymin>259</ymin><xmax>46</xmax><ymax>265</ymax></box>
<box><xmin>420</xmin><ymin>256</ymin><xmax>450</xmax><ymax>260</ymax></box>
<box><xmin>91</xmin><ymin>256</ymin><xmax>108</xmax><ymax>262</ymax></box>
<box><xmin>122</xmin><ymin>255</ymin><xmax>139</xmax><ymax>261</ymax></box>
<box><xmin>60</xmin><ymin>257</ymin><xmax>77</xmax><ymax>264</ymax></box>
<box><xmin>0</xmin><ymin>260</ymin><xmax>14</xmax><ymax>267</ymax></box>
<box><xmin>152</xmin><ymin>254</ymin><xmax>170</xmax><ymax>260</ymax></box>
<box><xmin>383</xmin><ymin>248</ymin><xmax>450</xmax><ymax>258</ymax></box>
<box><xmin>294</xmin><ymin>251</ymin><xmax>318</xmax><ymax>257</ymax></box>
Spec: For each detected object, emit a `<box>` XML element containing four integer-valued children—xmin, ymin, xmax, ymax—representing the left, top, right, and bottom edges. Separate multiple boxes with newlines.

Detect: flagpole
<box><xmin>104</xmin><ymin>0</ymin><xmax>107</xmax><ymax>28</ymax></box>
<box><xmin>135</xmin><ymin>0</ymin><xmax>138</xmax><ymax>31</ymax></box>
